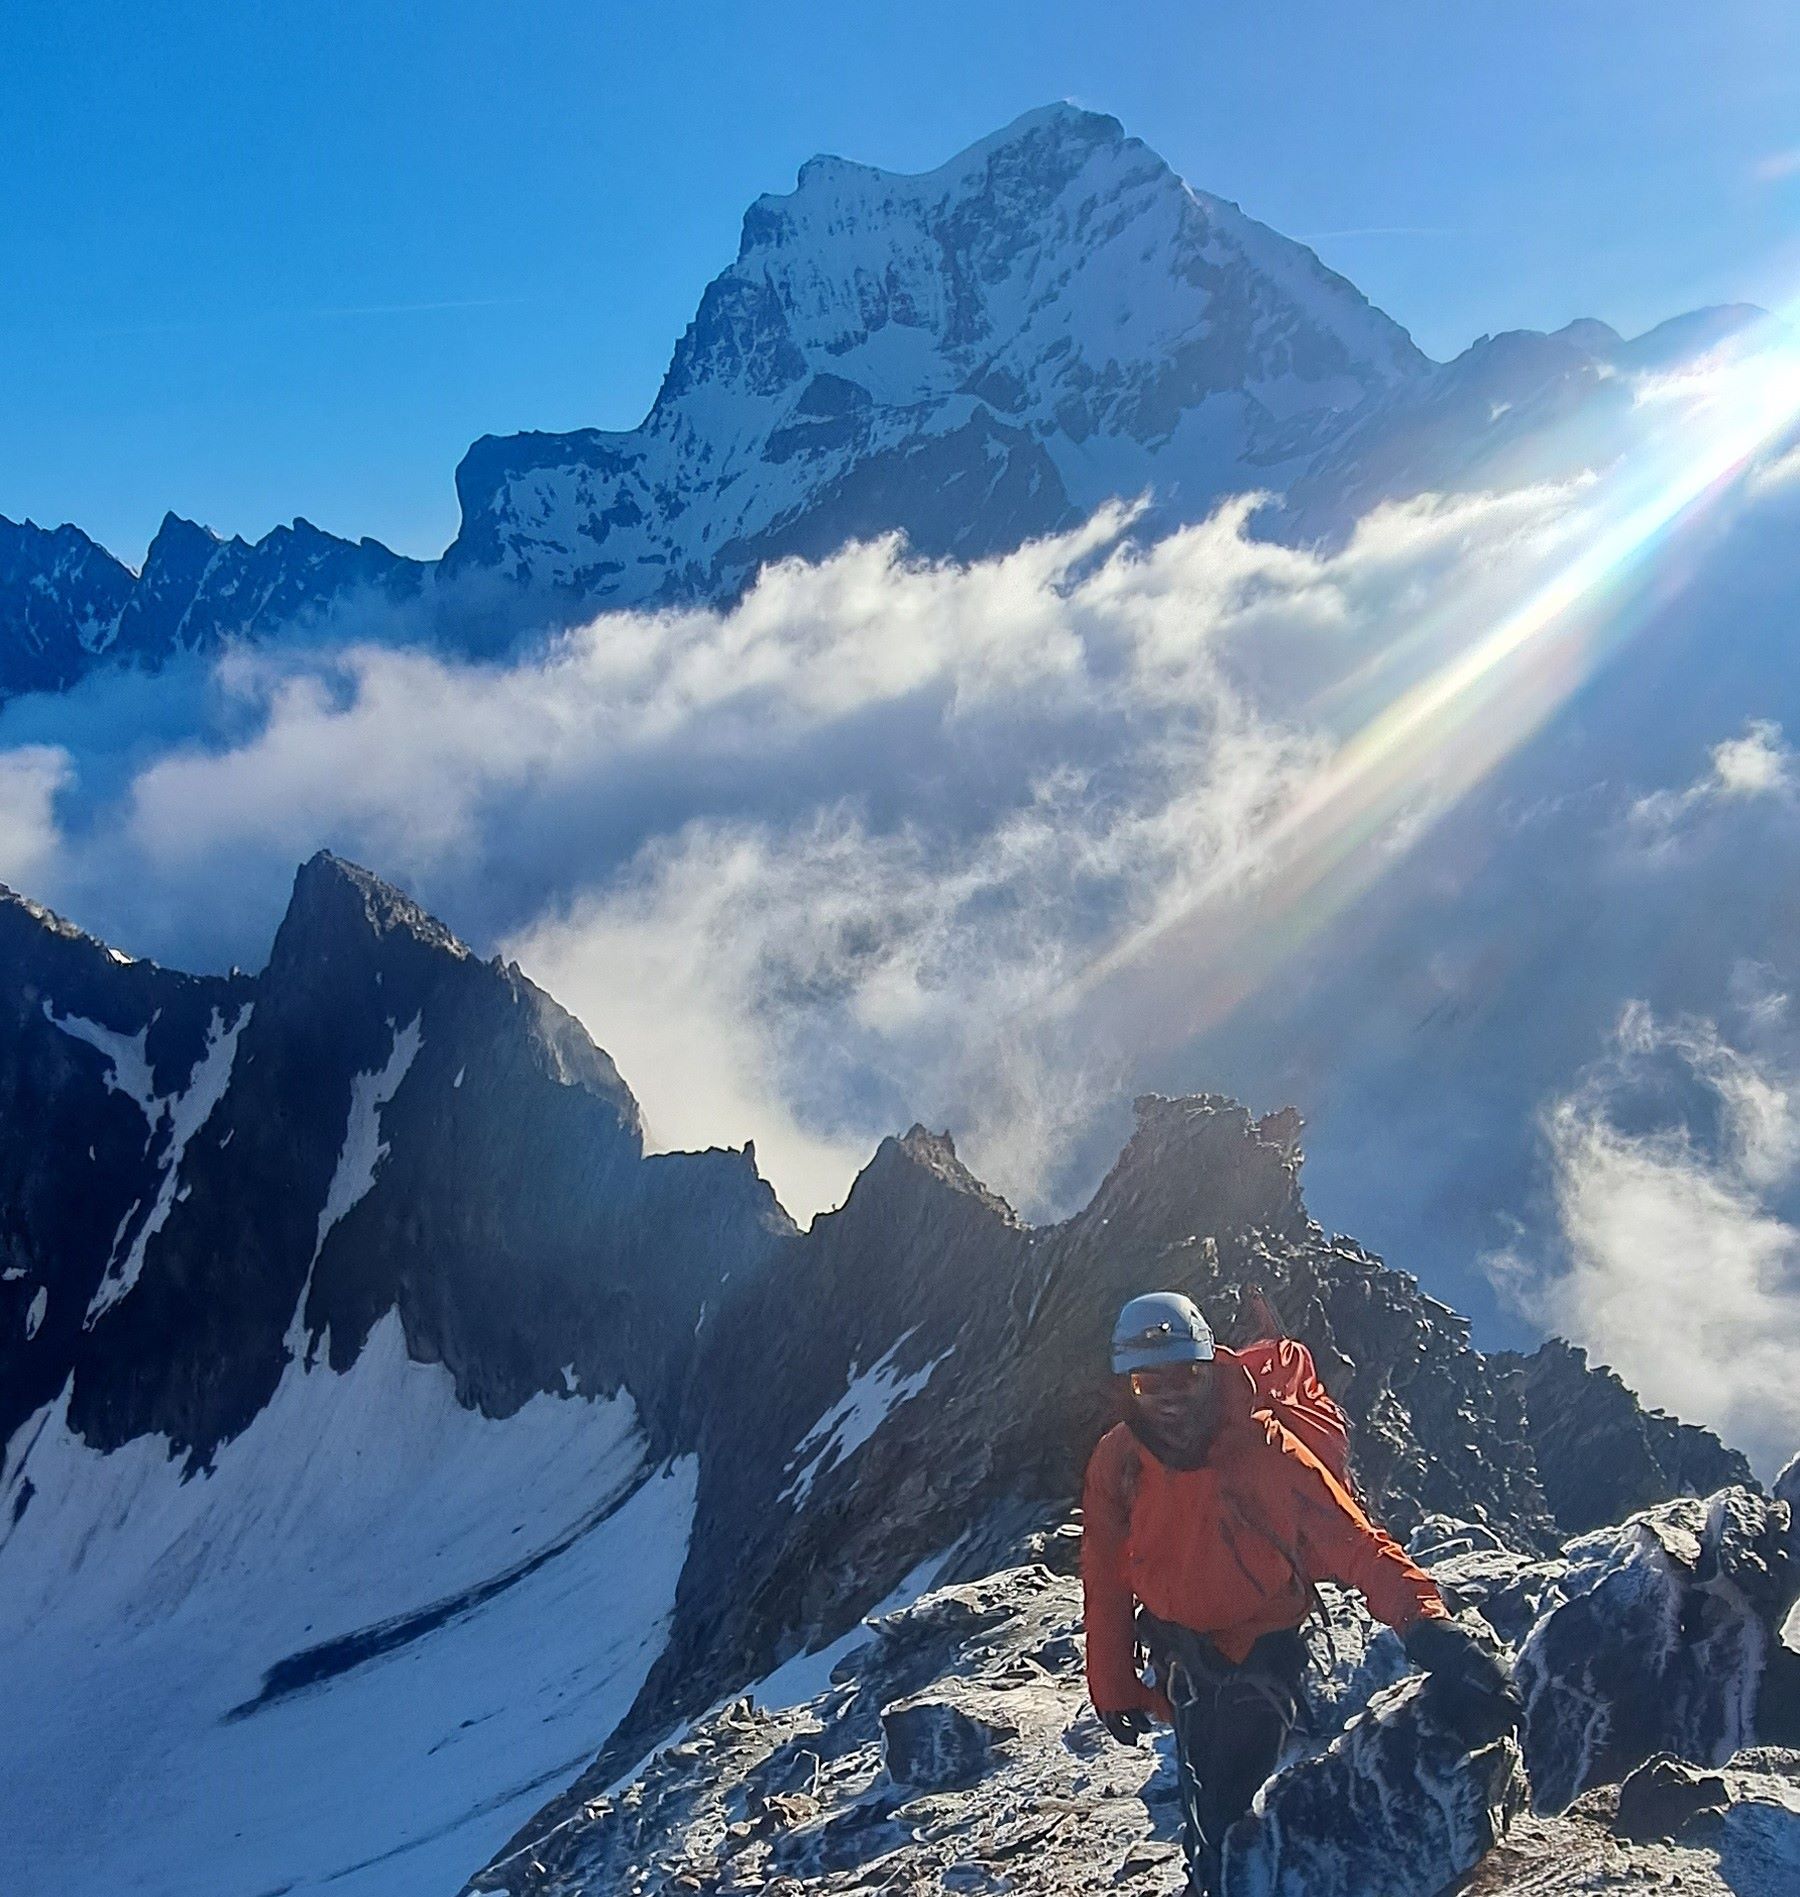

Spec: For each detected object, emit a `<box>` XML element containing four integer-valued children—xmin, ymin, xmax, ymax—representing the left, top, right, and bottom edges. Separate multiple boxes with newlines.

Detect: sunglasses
<box><xmin>1128</xmin><ymin>1361</ymin><xmax>1207</xmax><ymax>1398</ymax></box>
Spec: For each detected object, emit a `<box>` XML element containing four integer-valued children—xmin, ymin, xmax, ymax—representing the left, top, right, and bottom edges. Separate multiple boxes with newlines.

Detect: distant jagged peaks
<box><xmin>0</xmin><ymin>105</ymin><xmax>1772</xmax><ymax>704</ymax></box>
<box><xmin>0</xmin><ymin>513</ymin><xmax>136</xmax><ymax>693</ymax></box>
<box><xmin>0</xmin><ymin>506</ymin><xmax>427</xmax><ymax>698</ymax></box>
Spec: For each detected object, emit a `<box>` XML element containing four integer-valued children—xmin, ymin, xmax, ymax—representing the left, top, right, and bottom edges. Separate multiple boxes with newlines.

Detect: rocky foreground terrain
<box><xmin>472</xmin><ymin>1484</ymin><xmax>1800</xmax><ymax>1897</ymax></box>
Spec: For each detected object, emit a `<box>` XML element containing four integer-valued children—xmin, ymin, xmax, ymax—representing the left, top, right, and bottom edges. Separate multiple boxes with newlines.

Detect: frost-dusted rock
<box><xmin>1442</xmin><ymin>1748</ymin><xmax>1800</xmax><ymax>1893</ymax></box>
<box><xmin>881</xmin><ymin>1690</ymin><xmax>1018</xmax><ymax>1792</ymax></box>
<box><xmin>1517</xmin><ymin>1488</ymin><xmax>1800</xmax><ymax>1813</ymax></box>
<box><xmin>1407</xmin><ymin>1514</ymin><xmax>1565</xmax><ymax>1647</ymax></box>
<box><xmin>1285</xmin><ymin>1585</ymin><xmax>1395</xmax><ymax>1750</ymax></box>
<box><xmin>1496</xmin><ymin>1339</ymin><xmax>1756</xmax><ymax>1536</ymax></box>
<box><xmin>466</xmin><ymin>1563</ymin><xmax>1104</xmax><ymax>1897</ymax></box>
<box><xmin>1408</xmin><ymin>1514</ymin><xmax>1515</xmax><ymax>1564</ymax></box>
<box><xmin>1425</xmin><ymin>1544</ymin><xmax>1564</xmax><ymax>1650</ymax></box>
<box><xmin>1711</xmin><ymin>1749</ymin><xmax>1800</xmax><ymax>1890</ymax></box>
<box><xmin>1776</xmin><ymin>1455</ymin><xmax>1800</xmax><ymax>1516</ymax></box>
<box><xmin>1226</xmin><ymin>1673</ymin><xmax>1526</xmax><ymax>1897</ymax></box>
<box><xmin>466</xmin><ymin>1550</ymin><xmax>1800</xmax><ymax>1897</ymax></box>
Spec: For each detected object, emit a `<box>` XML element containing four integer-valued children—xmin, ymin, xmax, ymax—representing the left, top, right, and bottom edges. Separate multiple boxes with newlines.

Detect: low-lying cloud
<box><xmin>1495</xmin><ymin>996</ymin><xmax>1800</xmax><ymax>1475</ymax></box>
<box><xmin>0</xmin><ymin>744</ymin><xmax>70</xmax><ymax>893</ymax></box>
<box><xmin>3</xmin><ymin>483</ymin><xmax>1590</xmax><ymax>1218</ymax></box>
<box><xmin>1628</xmin><ymin>718</ymin><xmax>1796</xmax><ymax>852</ymax></box>
<box><xmin>5</xmin><ymin>383</ymin><xmax>1800</xmax><ymax>1416</ymax></box>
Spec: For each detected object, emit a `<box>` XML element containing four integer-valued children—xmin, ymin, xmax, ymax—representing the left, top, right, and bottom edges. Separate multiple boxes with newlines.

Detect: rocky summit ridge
<box><xmin>0</xmin><ymin>104</ymin><xmax>1769</xmax><ymax>704</ymax></box>
<box><xmin>468</xmin><ymin>1490</ymin><xmax>1800</xmax><ymax>1897</ymax></box>
<box><xmin>2</xmin><ymin>854</ymin><xmax>1793</xmax><ymax>1894</ymax></box>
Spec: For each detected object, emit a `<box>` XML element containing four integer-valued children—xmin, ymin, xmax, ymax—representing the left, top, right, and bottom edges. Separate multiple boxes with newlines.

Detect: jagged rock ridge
<box><xmin>0</xmin><ymin>855</ymin><xmax>1775</xmax><ymax>1895</ymax></box>
<box><xmin>0</xmin><ymin>850</ymin><xmax>789</xmax><ymax>1467</ymax></box>
<box><xmin>1497</xmin><ymin>1338</ymin><xmax>1758</xmax><ymax>1536</ymax></box>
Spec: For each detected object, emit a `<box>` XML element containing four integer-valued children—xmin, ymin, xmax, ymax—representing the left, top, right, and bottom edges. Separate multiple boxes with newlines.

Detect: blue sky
<box><xmin>3</xmin><ymin>1</ymin><xmax>1795</xmax><ymax>565</ymax></box>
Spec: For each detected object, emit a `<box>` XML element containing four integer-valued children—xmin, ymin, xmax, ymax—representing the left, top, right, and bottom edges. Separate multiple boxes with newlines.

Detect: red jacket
<box><xmin>1080</xmin><ymin>1346</ymin><xmax>1448</xmax><ymax>1715</ymax></box>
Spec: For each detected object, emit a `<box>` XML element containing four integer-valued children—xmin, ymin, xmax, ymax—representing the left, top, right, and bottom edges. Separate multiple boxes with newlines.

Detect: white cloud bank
<box><xmin>8</xmin><ymin>483</ymin><xmax>1588</xmax><ymax>1219</ymax></box>
<box><xmin>1496</xmin><ymin>996</ymin><xmax>1800</xmax><ymax>1475</ymax></box>
<box><xmin>0</xmin><ymin>744</ymin><xmax>72</xmax><ymax>891</ymax></box>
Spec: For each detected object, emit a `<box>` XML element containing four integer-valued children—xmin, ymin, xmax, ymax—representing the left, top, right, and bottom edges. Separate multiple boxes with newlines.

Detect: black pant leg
<box><xmin>1190</xmin><ymin>1674</ymin><xmax>1291</xmax><ymax>1856</ymax></box>
<box><xmin>1168</xmin><ymin>1631</ymin><xmax>1307</xmax><ymax>1896</ymax></box>
<box><xmin>1166</xmin><ymin>1669</ymin><xmax>1222</xmax><ymax>1896</ymax></box>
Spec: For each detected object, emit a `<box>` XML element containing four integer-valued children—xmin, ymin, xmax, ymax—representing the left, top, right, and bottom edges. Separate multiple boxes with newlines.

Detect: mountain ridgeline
<box><xmin>0</xmin><ymin>853</ymin><xmax>1773</xmax><ymax>1894</ymax></box>
<box><xmin>0</xmin><ymin>104</ymin><xmax>1767</xmax><ymax>703</ymax></box>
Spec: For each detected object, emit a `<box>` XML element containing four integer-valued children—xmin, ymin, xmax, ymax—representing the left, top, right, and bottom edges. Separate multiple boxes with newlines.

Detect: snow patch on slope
<box><xmin>289</xmin><ymin>1011</ymin><xmax>422</xmax><ymax>1355</ymax></box>
<box><xmin>68</xmin><ymin>1001</ymin><xmax>253</xmax><ymax>1325</ymax></box>
<box><xmin>750</xmin><ymin>1547</ymin><xmax>956</xmax><ymax>1712</ymax></box>
<box><xmin>312</xmin><ymin>1012</ymin><xmax>423</xmax><ymax>1267</ymax></box>
<box><xmin>44</xmin><ymin>1001</ymin><xmax>162</xmax><ymax>1125</ymax></box>
<box><xmin>781</xmin><ymin>1330</ymin><xmax>952</xmax><ymax>1504</ymax></box>
<box><xmin>0</xmin><ymin>1310</ymin><xmax>695</xmax><ymax>1897</ymax></box>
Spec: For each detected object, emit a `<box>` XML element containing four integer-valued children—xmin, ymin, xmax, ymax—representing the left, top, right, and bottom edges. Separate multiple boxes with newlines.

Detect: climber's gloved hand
<box><xmin>1403</xmin><ymin>1616</ymin><xmax>1522</xmax><ymax>1744</ymax></box>
<box><xmin>1099</xmin><ymin>1707</ymin><xmax>1154</xmax><ymax>1747</ymax></box>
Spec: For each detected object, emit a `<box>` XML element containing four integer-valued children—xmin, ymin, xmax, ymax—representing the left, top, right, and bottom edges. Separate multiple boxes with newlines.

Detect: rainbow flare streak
<box><xmin>1063</xmin><ymin>324</ymin><xmax>1800</xmax><ymax>1044</ymax></box>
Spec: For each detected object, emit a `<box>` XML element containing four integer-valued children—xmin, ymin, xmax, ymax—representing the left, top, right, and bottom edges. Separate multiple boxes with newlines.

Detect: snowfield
<box><xmin>0</xmin><ymin>1313</ymin><xmax>696</xmax><ymax>1896</ymax></box>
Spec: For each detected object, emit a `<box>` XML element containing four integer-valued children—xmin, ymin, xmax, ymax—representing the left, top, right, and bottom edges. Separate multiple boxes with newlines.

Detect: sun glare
<box><xmin>1066</xmin><ymin>315</ymin><xmax>1800</xmax><ymax>1040</ymax></box>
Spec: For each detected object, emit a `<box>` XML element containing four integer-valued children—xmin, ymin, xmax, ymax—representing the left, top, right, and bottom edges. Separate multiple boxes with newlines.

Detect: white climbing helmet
<box><xmin>1110</xmin><ymin>1291</ymin><xmax>1215</xmax><ymax>1375</ymax></box>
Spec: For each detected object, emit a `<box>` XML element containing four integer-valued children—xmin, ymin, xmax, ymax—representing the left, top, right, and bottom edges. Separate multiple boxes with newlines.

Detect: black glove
<box><xmin>1403</xmin><ymin>1617</ymin><xmax>1522</xmax><ymax>1743</ymax></box>
<box><xmin>1099</xmin><ymin>1707</ymin><xmax>1154</xmax><ymax>1746</ymax></box>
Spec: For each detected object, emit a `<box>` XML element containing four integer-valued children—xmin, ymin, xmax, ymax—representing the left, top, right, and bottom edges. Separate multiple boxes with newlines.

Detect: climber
<box><xmin>1081</xmin><ymin>1291</ymin><xmax>1516</xmax><ymax>1896</ymax></box>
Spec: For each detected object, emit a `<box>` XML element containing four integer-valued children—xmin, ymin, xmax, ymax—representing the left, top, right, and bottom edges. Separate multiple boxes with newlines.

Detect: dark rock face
<box><xmin>880</xmin><ymin>1691</ymin><xmax>1017</xmax><ymax>1792</ymax></box>
<box><xmin>1226</xmin><ymin>1671</ymin><xmax>1527</xmax><ymax>1897</ymax></box>
<box><xmin>0</xmin><ymin>853</ymin><xmax>790</xmax><ymax>1471</ymax></box>
<box><xmin>1516</xmin><ymin>1488</ymin><xmax>1800</xmax><ymax>1813</ymax></box>
<box><xmin>1496</xmin><ymin>1338</ymin><xmax>1756</xmax><ymax>1535</ymax></box>
<box><xmin>1614</xmin><ymin>1754</ymin><xmax>1730</xmax><ymax>1842</ymax></box>
<box><xmin>0</xmin><ymin>886</ymin><xmax>249</xmax><ymax>1452</ymax></box>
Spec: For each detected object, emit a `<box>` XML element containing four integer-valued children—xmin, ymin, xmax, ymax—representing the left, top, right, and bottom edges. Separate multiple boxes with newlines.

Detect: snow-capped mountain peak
<box><xmin>448</xmin><ymin>103</ymin><xmax>1429</xmax><ymax>604</ymax></box>
<box><xmin>681</xmin><ymin>101</ymin><xmax>1422</xmax><ymax>434</ymax></box>
<box><xmin>0</xmin><ymin>104</ymin><xmax>1765</xmax><ymax>710</ymax></box>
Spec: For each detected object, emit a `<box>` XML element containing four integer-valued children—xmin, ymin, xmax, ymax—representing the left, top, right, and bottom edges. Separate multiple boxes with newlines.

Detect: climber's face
<box><xmin>1127</xmin><ymin>1358</ymin><xmax>1217</xmax><ymax>1442</ymax></box>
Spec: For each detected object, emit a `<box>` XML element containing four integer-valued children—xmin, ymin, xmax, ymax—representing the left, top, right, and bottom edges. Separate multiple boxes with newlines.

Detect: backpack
<box><xmin>1235</xmin><ymin>1336</ymin><xmax>1358</xmax><ymax>1497</ymax></box>
<box><xmin>1233</xmin><ymin>1280</ymin><xmax>1358</xmax><ymax>1497</ymax></box>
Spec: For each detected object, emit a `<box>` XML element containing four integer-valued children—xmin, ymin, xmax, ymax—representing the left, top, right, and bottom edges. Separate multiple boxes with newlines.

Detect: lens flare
<box><xmin>1061</xmin><ymin>317</ymin><xmax>1800</xmax><ymax>1045</ymax></box>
